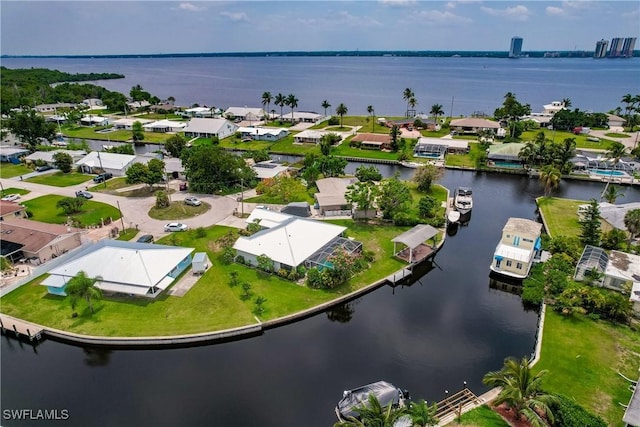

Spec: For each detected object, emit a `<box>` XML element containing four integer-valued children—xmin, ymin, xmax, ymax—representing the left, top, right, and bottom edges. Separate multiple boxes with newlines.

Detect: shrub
<box><xmin>240</xmin><ymin>282</ymin><xmax>252</xmax><ymax>300</ymax></box>
<box><xmin>306</xmin><ymin>268</ymin><xmax>324</xmax><ymax>289</ymax></box>
<box><xmin>328</xmin><ymin>117</ymin><xmax>339</xmax><ymax>126</ymax></box>
<box><xmin>296</xmin><ymin>265</ymin><xmax>307</xmax><ymax>277</ymax></box>
<box><xmin>549</xmin><ymin>394</ymin><xmax>607</xmax><ymax>427</ymax></box>
<box><xmin>235</xmin><ymin>255</ymin><xmax>245</xmax><ymax>265</ymax></box>
<box><xmin>278</xmin><ymin>268</ymin><xmax>289</xmax><ymax>278</ymax></box>
<box><xmin>220</xmin><ymin>247</ymin><xmax>235</xmax><ymax>264</ymax></box>
<box><xmin>288</xmin><ymin>270</ymin><xmax>299</xmax><ymax>281</ymax></box>
<box><xmin>195</xmin><ymin>227</ymin><xmax>207</xmax><ymax>238</ymax></box>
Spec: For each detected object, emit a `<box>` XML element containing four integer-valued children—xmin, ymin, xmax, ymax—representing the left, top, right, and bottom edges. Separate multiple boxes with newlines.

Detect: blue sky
<box><xmin>1</xmin><ymin>1</ymin><xmax>638</xmax><ymax>55</ymax></box>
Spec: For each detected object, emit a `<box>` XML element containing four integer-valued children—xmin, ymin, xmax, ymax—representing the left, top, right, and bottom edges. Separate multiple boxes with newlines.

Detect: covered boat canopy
<box><xmin>336</xmin><ymin>381</ymin><xmax>406</xmax><ymax>420</ymax></box>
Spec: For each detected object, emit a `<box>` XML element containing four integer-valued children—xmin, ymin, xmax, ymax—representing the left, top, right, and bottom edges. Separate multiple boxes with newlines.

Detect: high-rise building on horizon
<box><xmin>509</xmin><ymin>36</ymin><xmax>523</xmax><ymax>58</ymax></box>
<box><xmin>609</xmin><ymin>37</ymin><xmax>624</xmax><ymax>57</ymax></box>
<box><xmin>594</xmin><ymin>39</ymin><xmax>608</xmax><ymax>58</ymax></box>
<box><xmin>622</xmin><ymin>37</ymin><xmax>637</xmax><ymax>57</ymax></box>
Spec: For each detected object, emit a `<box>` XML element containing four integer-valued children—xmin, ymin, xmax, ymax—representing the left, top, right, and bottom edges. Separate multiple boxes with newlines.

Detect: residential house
<box><xmin>0</xmin><ymin>201</ymin><xmax>28</xmax><ymax>222</ymax></box>
<box><xmin>314</xmin><ymin>177</ymin><xmax>355</xmax><ymax>216</ymax></box>
<box><xmin>233</xmin><ymin>212</ymin><xmax>361</xmax><ymax>271</ymax></box>
<box><xmin>40</xmin><ymin>240</ymin><xmax>194</xmax><ymax>298</ymax></box>
<box><xmin>0</xmin><ymin>217</ymin><xmax>84</xmax><ymax>264</ymax></box>
<box><xmin>0</xmin><ymin>146</ymin><xmax>29</xmax><ymax>163</ymax></box>
<box><xmin>126</xmin><ymin>100</ymin><xmax>151</xmax><ymax>111</ymax></box>
<box><xmin>490</xmin><ymin>218</ymin><xmax>542</xmax><ymax>279</ymax></box>
<box><xmin>251</xmin><ymin>160</ymin><xmax>290</xmax><ymax>180</ymax></box>
<box><xmin>278</xmin><ymin>111</ymin><xmax>323</xmax><ymax>123</ymax></box>
<box><xmin>82</xmin><ymin>98</ymin><xmax>105</xmax><ymax>110</ymax></box>
<box><xmin>80</xmin><ymin>116</ymin><xmax>110</xmax><ymax>126</ymax></box>
<box><xmin>25</xmin><ymin>149</ymin><xmax>87</xmax><ymax>166</ymax></box>
<box><xmin>180</xmin><ymin>107</ymin><xmax>220</xmax><ymax>118</ymax></box>
<box><xmin>487</xmin><ymin>143</ymin><xmax>526</xmax><ymax>168</ymax></box>
<box><xmin>542</xmin><ymin>101</ymin><xmax>567</xmax><ymax>115</ymax></box>
<box><xmin>350</xmin><ymin>133</ymin><xmax>391</xmax><ymax>150</ymax></box>
<box><xmin>606</xmin><ymin>114</ymin><xmax>626</xmax><ymax>130</ymax></box>
<box><xmin>237</xmin><ymin>127</ymin><xmax>289</xmax><ymax>141</ymax></box>
<box><xmin>597</xmin><ymin>202</ymin><xmax>640</xmax><ymax>234</ymax></box>
<box><xmin>112</xmin><ymin>118</ymin><xmax>153</xmax><ymax>130</ymax></box>
<box><xmin>224</xmin><ymin>107</ymin><xmax>266</xmax><ymax>122</ymax></box>
<box><xmin>183</xmin><ymin>118</ymin><xmax>238</xmax><ymax>140</ymax></box>
<box><xmin>143</xmin><ymin>120</ymin><xmax>187</xmax><ymax>133</ymax></box>
<box><xmin>34</xmin><ymin>103</ymin><xmax>76</xmax><ymax>113</ymax></box>
<box><xmin>449</xmin><ymin>118</ymin><xmax>501</xmax><ymax>134</ymax></box>
<box><xmin>413</xmin><ymin>137</ymin><xmax>469</xmax><ymax>159</ymax></box>
<box><xmin>293</xmin><ymin>130</ymin><xmax>342</xmax><ymax>144</ymax></box>
<box><xmin>75</xmin><ymin>151</ymin><xmax>137</xmax><ymax>176</ymax></box>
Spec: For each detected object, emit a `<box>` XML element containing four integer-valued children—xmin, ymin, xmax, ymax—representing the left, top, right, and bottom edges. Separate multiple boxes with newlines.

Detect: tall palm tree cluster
<box><xmin>620</xmin><ymin>93</ymin><xmax>640</xmax><ymax>131</ymax></box>
<box><xmin>403</xmin><ymin>88</ymin><xmax>418</xmax><ymax>118</ymax></box>
<box><xmin>262</xmin><ymin>92</ymin><xmax>299</xmax><ymax>123</ymax></box>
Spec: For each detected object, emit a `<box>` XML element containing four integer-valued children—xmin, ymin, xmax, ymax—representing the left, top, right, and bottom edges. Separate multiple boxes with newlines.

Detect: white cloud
<box><xmin>416</xmin><ymin>10</ymin><xmax>472</xmax><ymax>24</ymax></box>
<box><xmin>622</xmin><ymin>8</ymin><xmax>639</xmax><ymax>18</ymax></box>
<box><xmin>177</xmin><ymin>3</ymin><xmax>205</xmax><ymax>13</ymax></box>
<box><xmin>379</xmin><ymin>0</ymin><xmax>417</xmax><ymax>6</ymax></box>
<box><xmin>445</xmin><ymin>2</ymin><xmax>456</xmax><ymax>9</ymax></box>
<box><xmin>545</xmin><ymin>6</ymin><xmax>565</xmax><ymax>16</ymax></box>
<box><xmin>220</xmin><ymin>11</ymin><xmax>249</xmax><ymax>22</ymax></box>
<box><xmin>481</xmin><ymin>5</ymin><xmax>531</xmax><ymax>21</ymax></box>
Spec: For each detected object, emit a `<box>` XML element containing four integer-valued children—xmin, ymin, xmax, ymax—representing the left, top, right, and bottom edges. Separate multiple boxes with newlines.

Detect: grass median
<box><xmin>22</xmin><ymin>194</ymin><xmax>121</xmax><ymax>226</ymax></box>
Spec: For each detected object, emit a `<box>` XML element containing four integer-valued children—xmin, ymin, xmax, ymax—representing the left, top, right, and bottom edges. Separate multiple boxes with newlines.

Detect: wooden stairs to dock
<box><xmin>435</xmin><ymin>387</ymin><xmax>483</xmax><ymax>424</ymax></box>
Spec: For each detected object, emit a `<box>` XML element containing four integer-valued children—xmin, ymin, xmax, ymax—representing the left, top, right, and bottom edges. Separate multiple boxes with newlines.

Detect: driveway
<box><xmin>589</xmin><ymin>129</ymin><xmax>640</xmax><ymax>150</ymax></box>
<box><xmin>0</xmin><ymin>177</ymin><xmax>238</xmax><ymax>237</ymax></box>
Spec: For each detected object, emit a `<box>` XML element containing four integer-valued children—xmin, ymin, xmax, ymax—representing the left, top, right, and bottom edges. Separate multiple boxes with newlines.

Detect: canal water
<box><xmin>2</xmin><ymin>170</ymin><xmax>638</xmax><ymax>427</ymax></box>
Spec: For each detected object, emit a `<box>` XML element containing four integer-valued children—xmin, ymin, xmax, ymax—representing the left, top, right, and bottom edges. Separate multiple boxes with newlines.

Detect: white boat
<box><xmin>447</xmin><ymin>210</ymin><xmax>461</xmax><ymax>224</ymax></box>
<box><xmin>335</xmin><ymin>381</ymin><xmax>410</xmax><ymax>422</ymax></box>
<box><xmin>454</xmin><ymin>187</ymin><xmax>473</xmax><ymax>215</ymax></box>
<box><xmin>400</xmin><ymin>161</ymin><xmax>422</xmax><ymax>169</ymax></box>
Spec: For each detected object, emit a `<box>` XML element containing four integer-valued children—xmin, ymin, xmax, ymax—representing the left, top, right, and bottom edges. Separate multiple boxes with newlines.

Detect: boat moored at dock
<box><xmin>335</xmin><ymin>381</ymin><xmax>410</xmax><ymax>422</ymax></box>
<box><xmin>454</xmin><ymin>187</ymin><xmax>473</xmax><ymax>215</ymax></box>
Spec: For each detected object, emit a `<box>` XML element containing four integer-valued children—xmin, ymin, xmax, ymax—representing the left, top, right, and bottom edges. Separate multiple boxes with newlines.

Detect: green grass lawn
<box><xmin>269</xmin><ymin>135</ymin><xmax>320</xmax><ymax>155</ymax></box>
<box><xmin>26</xmin><ymin>172</ymin><xmax>93</xmax><ymax>187</ymax></box>
<box><xmin>519</xmin><ymin>129</ymin><xmax>615</xmax><ymax>150</ymax></box>
<box><xmin>536</xmin><ymin>197</ymin><xmax>586</xmax><ymax>238</ymax></box>
<box><xmin>22</xmin><ymin>194</ymin><xmax>121</xmax><ymax>226</ymax></box>
<box><xmin>534</xmin><ymin>310</ymin><xmax>640</xmax><ymax>426</ymax></box>
<box><xmin>148</xmin><ymin>201</ymin><xmax>210</xmax><ymax>220</ymax></box>
<box><xmin>116</xmin><ymin>228</ymin><xmax>138</xmax><ymax>241</ymax></box>
<box><xmin>245</xmin><ymin>189</ymin><xmax>315</xmax><ymax>205</ymax></box>
<box><xmin>88</xmin><ymin>177</ymin><xmax>130</xmax><ymax>192</ymax></box>
<box><xmin>1</xmin><ymin>187</ymin><xmax>30</xmax><ymax>196</ymax></box>
<box><xmin>451</xmin><ymin>404</ymin><xmax>509</xmax><ymax>426</ymax></box>
<box><xmin>61</xmin><ymin>125</ymin><xmax>169</xmax><ymax>144</ymax></box>
<box><xmin>0</xmin><ymin>220</ymin><xmax>413</xmax><ymax>336</ymax></box>
<box><xmin>332</xmin><ymin>141</ymin><xmax>401</xmax><ymax>160</ymax></box>
<box><xmin>218</xmin><ymin>136</ymin><xmax>274</xmax><ymax>151</ymax></box>
<box><xmin>0</xmin><ymin>163</ymin><xmax>32</xmax><ymax>178</ymax></box>
<box><xmin>445</xmin><ymin>143</ymin><xmax>485</xmax><ymax>168</ymax></box>
<box><xmin>117</xmin><ymin>185</ymin><xmax>174</xmax><ymax>198</ymax></box>
<box><xmin>604</xmin><ymin>132</ymin><xmax>630</xmax><ymax>138</ymax></box>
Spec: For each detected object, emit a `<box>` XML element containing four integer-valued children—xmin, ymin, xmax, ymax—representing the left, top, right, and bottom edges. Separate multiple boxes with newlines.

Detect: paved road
<box><xmin>1</xmin><ymin>175</ymin><xmax>240</xmax><ymax>237</ymax></box>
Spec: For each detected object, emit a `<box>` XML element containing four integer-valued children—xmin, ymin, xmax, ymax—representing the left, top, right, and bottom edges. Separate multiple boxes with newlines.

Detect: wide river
<box><xmin>3</xmin><ymin>169</ymin><xmax>640</xmax><ymax>427</ymax></box>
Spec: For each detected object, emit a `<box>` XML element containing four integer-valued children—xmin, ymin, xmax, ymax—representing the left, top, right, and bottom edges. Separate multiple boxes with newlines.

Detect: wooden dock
<box><xmin>386</xmin><ymin>268</ymin><xmax>413</xmax><ymax>285</ymax></box>
<box><xmin>435</xmin><ymin>387</ymin><xmax>482</xmax><ymax>422</ymax></box>
<box><xmin>0</xmin><ymin>314</ymin><xmax>44</xmax><ymax>342</ymax></box>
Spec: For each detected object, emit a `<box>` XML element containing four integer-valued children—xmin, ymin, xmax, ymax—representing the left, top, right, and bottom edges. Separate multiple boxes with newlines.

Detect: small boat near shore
<box><xmin>454</xmin><ymin>187</ymin><xmax>473</xmax><ymax>215</ymax></box>
<box><xmin>400</xmin><ymin>161</ymin><xmax>422</xmax><ymax>169</ymax></box>
<box><xmin>335</xmin><ymin>381</ymin><xmax>410</xmax><ymax>422</ymax></box>
<box><xmin>447</xmin><ymin>210</ymin><xmax>461</xmax><ymax>225</ymax></box>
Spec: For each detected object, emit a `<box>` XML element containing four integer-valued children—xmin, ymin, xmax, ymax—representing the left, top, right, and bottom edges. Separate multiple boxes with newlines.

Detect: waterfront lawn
<box><xmin>61</xmin><ymin>125</ymin><xmax>168</xmax><ymax>144</ymax></box>
<box><xmin>534</xmin><ymin>310</ymin><xmax>640</xmax><ymax>426</ymax></box>
<box><xmin>269</xmin><ymin>136</ymin><xmax>321</xmax><ymax>155</ymax></box>
<box><xmin>26</xmin><ymin>172</ymin><xmax>93</xmax><ymax>187</ymax></box>
<box><xmin>536</xmin><ymin>197</ymin><xmax>585</xmax><ymax>238</ymax></box>
<box><xmin>218</xmin><ymin>136</ymin><xmax>273</xmax><ymax>151</ymax></box>
<box><xmin>453</xmin><ymin>404</ymin><xmax>510</xmax><ymax>426</ymax></box>
<box><xmin>0</xmin><ymin>163</ymin><xmax>32</xmax><ymax>178</ymax></box>
<box><xmin>445</xmin><ymin>143</ymin><xmax>484</xmax><ymax>168</ymax></box>
<box><xmin>0</xmin><ymin>222</ymin><xmax>411</xmax><ymax>336</ymax></box>
<box><xmin>22</xmin><ymin>195</ymin><xmax>121</xmax><ymax>226</ymax></box>
<box><xmin>332</xmin><ymin>142</ymin><xmax>400</xmax><ymax>160</ymax></box>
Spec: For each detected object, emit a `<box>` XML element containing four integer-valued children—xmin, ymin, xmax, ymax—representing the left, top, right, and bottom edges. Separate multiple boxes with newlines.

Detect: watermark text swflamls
<box><xmin>3</xmin><ymin>409</ymin><xmax>69</xmax><ymax>421</ymax></box>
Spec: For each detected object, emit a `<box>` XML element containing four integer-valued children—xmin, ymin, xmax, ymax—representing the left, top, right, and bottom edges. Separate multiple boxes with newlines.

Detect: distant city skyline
<box><xmin>1</xmin><ymin>1</ymin><xmax>639</xmax><ymax>56</ymax></box>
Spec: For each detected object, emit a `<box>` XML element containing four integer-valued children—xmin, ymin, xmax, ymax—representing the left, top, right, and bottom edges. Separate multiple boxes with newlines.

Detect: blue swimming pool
<box><xmin>492</xmin><ymin>161</ymin><xmax>523</xmax><ymax>169</ymax></box>
<box><xmin>590</xmin><ymin>169</ymin><xmax>628</xmax><ymax>177</ymax></box>
<box><xmin>415</xmin><ymin>153</ymin><xmax>441</xmax><ymax>159</ymax></box>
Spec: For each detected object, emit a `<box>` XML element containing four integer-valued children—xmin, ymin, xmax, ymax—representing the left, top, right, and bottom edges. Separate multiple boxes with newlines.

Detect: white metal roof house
<box><xmin>237</xmin><ymin>126</ymin><xmax>289</xmax><ymax>141</ymax></box>
<box><xmin>224</xmin><ymin>107</ymin><xmax>266</xmax><ymax>121</ymax></box>
<box><xmin>143</xmin><ymin>120</ymin><xmax>187</xmax><ymax>133</ymax></box>
<box><xmin>449</xmin><ymin>118</ymin><xmax>501</xmax><ymax>134</ymax></box>
<box><xmin>490</xmin><ymin>218</ymin><xmax>542</xmax><ymax>279</ymax></box>
<box><xmin>112</xmin><ymin>118</ymin><xmax>153</xmax><ymax>130</ymax></box>
<box><xmin>25</xmin><ymin>149</ymin><xmax>87</xmax><ymax>165</ymax></box>
<box><xmin>252</xmin><ymin>160</ymin><xmax>290</xmax><ymax>180</ymax></box>
<box><xmin>183</xmin><ymin>118</ymin><xmax>238</xmax><ymax>140</ymax></box>
<box><xmin>80</xmin><ymin>116</ymin><xmax>110</xmax><ymax>126</ymax></box>
<box><xmin>41</xmin><ymin>240</ymin><xmax>194</xmax><ymax>298</ymax></box>
<box><xmin>278</xmin><ymin>111</ymin><xmax>323</xmax><ymax>123</ymax></box>
<box><xmin>542</xmin><ymin>101</ymin><xmax>567</xmax><ymax>115</ymax></box>
<box><xmin>294</xmin><ymin>130</ymin><xmax>329</xmax><ymax>144</ymax></box>
<box><xmin>245</xmin><ymin>208</ymin><xmax>293</xmax><ymax>229</ymax></box>
<box><xmin>180</xmin><ymin>107</ymin><xmax>220</xmax><ymax>118</ymax></box>
<box><xmin>233</xmin><ymin>214</ymin><xmax>352</xmax><ymax>271</ymax></box>
<box><xmin>75</xmin><ymin>151</ymin><xmax>137</xmax><ymax>176</ymax></box>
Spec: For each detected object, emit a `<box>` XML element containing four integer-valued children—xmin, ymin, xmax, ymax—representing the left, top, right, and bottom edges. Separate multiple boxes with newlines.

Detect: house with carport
<box><xmin>449</xmin><ymin>118</ymin><xmax>501</xmax><ymax>135</ymax></box>
<box><xmin>183</xmin><ymin>118</ymin><xmax>238</xmax><ymax>140</ymax></box>
<box><xmin>112</xmin><ymin>118</ymin><xmax>153</xmax><ymax>130</ymax></box>
<box><xmin>314</xmin><ymin>177</ymin><xmax>355</xmax><ymax>216</ymax></box>
<box><xmin>0</xmin><ymin>146</ymin><xmax>29</xmax><ymax>163</ymax></box>
<box><xmin>41</xmin><ymin>240</ymin><xmax>194</xmax><ymax>298</ymax></box>
<box><xmin>237</xmin><ymin>127</ymin><xmax>289</xmax><ymax>141</ymax></box>
<box><xmin>143</xmin><ymin>120</ymin><xmax>187</xmax><ymax>133</ymax></box>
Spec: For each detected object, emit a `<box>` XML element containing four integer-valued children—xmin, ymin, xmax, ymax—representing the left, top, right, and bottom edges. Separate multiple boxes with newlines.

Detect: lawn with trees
<box><xmin>22</xmin><ymin>194</ymin><xmax>120</xmax><ymax>227</ymax></box>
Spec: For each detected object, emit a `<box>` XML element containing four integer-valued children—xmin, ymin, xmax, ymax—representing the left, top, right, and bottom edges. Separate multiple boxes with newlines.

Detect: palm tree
<box><xmin>430</xmin><ymin>104</ymin><xmax>444</xmax><ymax>125</ymax></box>
<box><xmin>483</xmin><ymin>357</ymin><xmax>557</xmax><ymax>427</ymax></box>
<box><xmin>539</xmin><ymin>165</ymin><xmax>561</xmax><ymax>196</ymax></box>
<box><xmin>407</xmin><ymin>399</ymin><xmax>438</xmax><ymax>426</ymax></box>
<box><xmin>322</xmin><ymin>100</ymin><xmax>331</xmax><ymax>117</ymax></box>
<box><xmin>274</xmin><ymin>93</ymin><xmax>286</xmax><ymax>122</ymax></box>
<box><xmin>367</xmin><ymin>105</ymin><xmax>375</xmax><ymax>132</ymax></box>
<box><xmin>285</xmin><ymin>93</ymin><xmax>298</xmax><ymax>124</ymax></box>
<box><xmin>624</xmin><ymin>209</ymin><xmax>640</xmax><ymax>250</ymax></box>
<box><xmin>603</xmin><ymin>185</ymin><xmax>624</xmax><ymax>204</ymax></box>
<box><xmin>408</xmin><ymin>97</ymin><xmax>418</xmax><ymax>118</ymax></box>
<box><xmin>600</xmin><ymin>141</ymin><xmax>627</xmax><ymax>200</ymax></box>
<box><xmin>334</xmin><ymin>393</ymin><xmax>408</xmax><ymax>427</ymax></box>
<box><xmin>518</xmin><ymin>141</ymin><xmax>537</xmax><ymax>169</ymax></box>
<box><xmin>261</xmin><ymin>91</ymin><xmax>272</xmax><ymax>120</ymax></box>
<box><xmin>622</xmin><ymin>93</ymin><xmax>634</xmax><ymax>121</ymax></box>
<box><xmin>561</xmin><ymin>98</ymin><xmax>572</xmax><ymax>109</ymax></box>
<box><xmin>403</xmin><ymin>88</ymin><xmax>414</xmax><ymax>118</ymax></box>
<box><xmin>66</xmin><ymin>270</ymin><xmax>103</xmax><ymax>315</ymax></box>
<box><xmin>336</xmin><ymin>103</ymin><xmax>348</xmax><ymax>127</ymax></box>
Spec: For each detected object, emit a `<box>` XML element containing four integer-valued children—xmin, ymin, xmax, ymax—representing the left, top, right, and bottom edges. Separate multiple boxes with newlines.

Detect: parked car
<box><xmin>1</xmin><ymin>194</ymin><xmax>20</xmax><ymax>202</ymax></box>
<box><xmin>164</xmin><ymin>222</ymin><xmax>188</xmax><ymax>232</ymax></box>
<box><xmin>184</xmin><ymin>196</ymin><xmax>201</xmax><ymax>206</ymax></box>
<box><xmin>179</xmin><ymin>183</ymin><xmax>188</xmax><ymax>191</ymax></box>
<box><xmin>35</xmin><ymin>165</ymin><xmax>53</xmax><ymax>172</ymax></box>
<box><xmin>75</xmin><ymin>190</ymin><xmax>93</xmax><ymax>199</ymax></box>
<box><xmin>93</xmin><ymin>172</ymin><xmax>113</xmax><ymax>183</ymax></box>
<box><xmin>136</xmin><ymin>234</ymin><xmax>155</xmax><ymax>244</ymax></box>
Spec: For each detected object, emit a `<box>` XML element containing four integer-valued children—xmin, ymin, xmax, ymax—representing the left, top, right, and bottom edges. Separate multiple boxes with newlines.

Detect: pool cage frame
<box><xmin>305</xmin><ymin>237</ymin><xmax>363</xmax><ymax>270</ymax></box>
<box><xmin>574</xmin><ymin>245</ymin><xmax>608</xmax><ymax>283</ymax></box>
<box><xmin>413</xmin><ymin>142</ymin><xmax>447</xmax><ymax>159</ymax></box>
